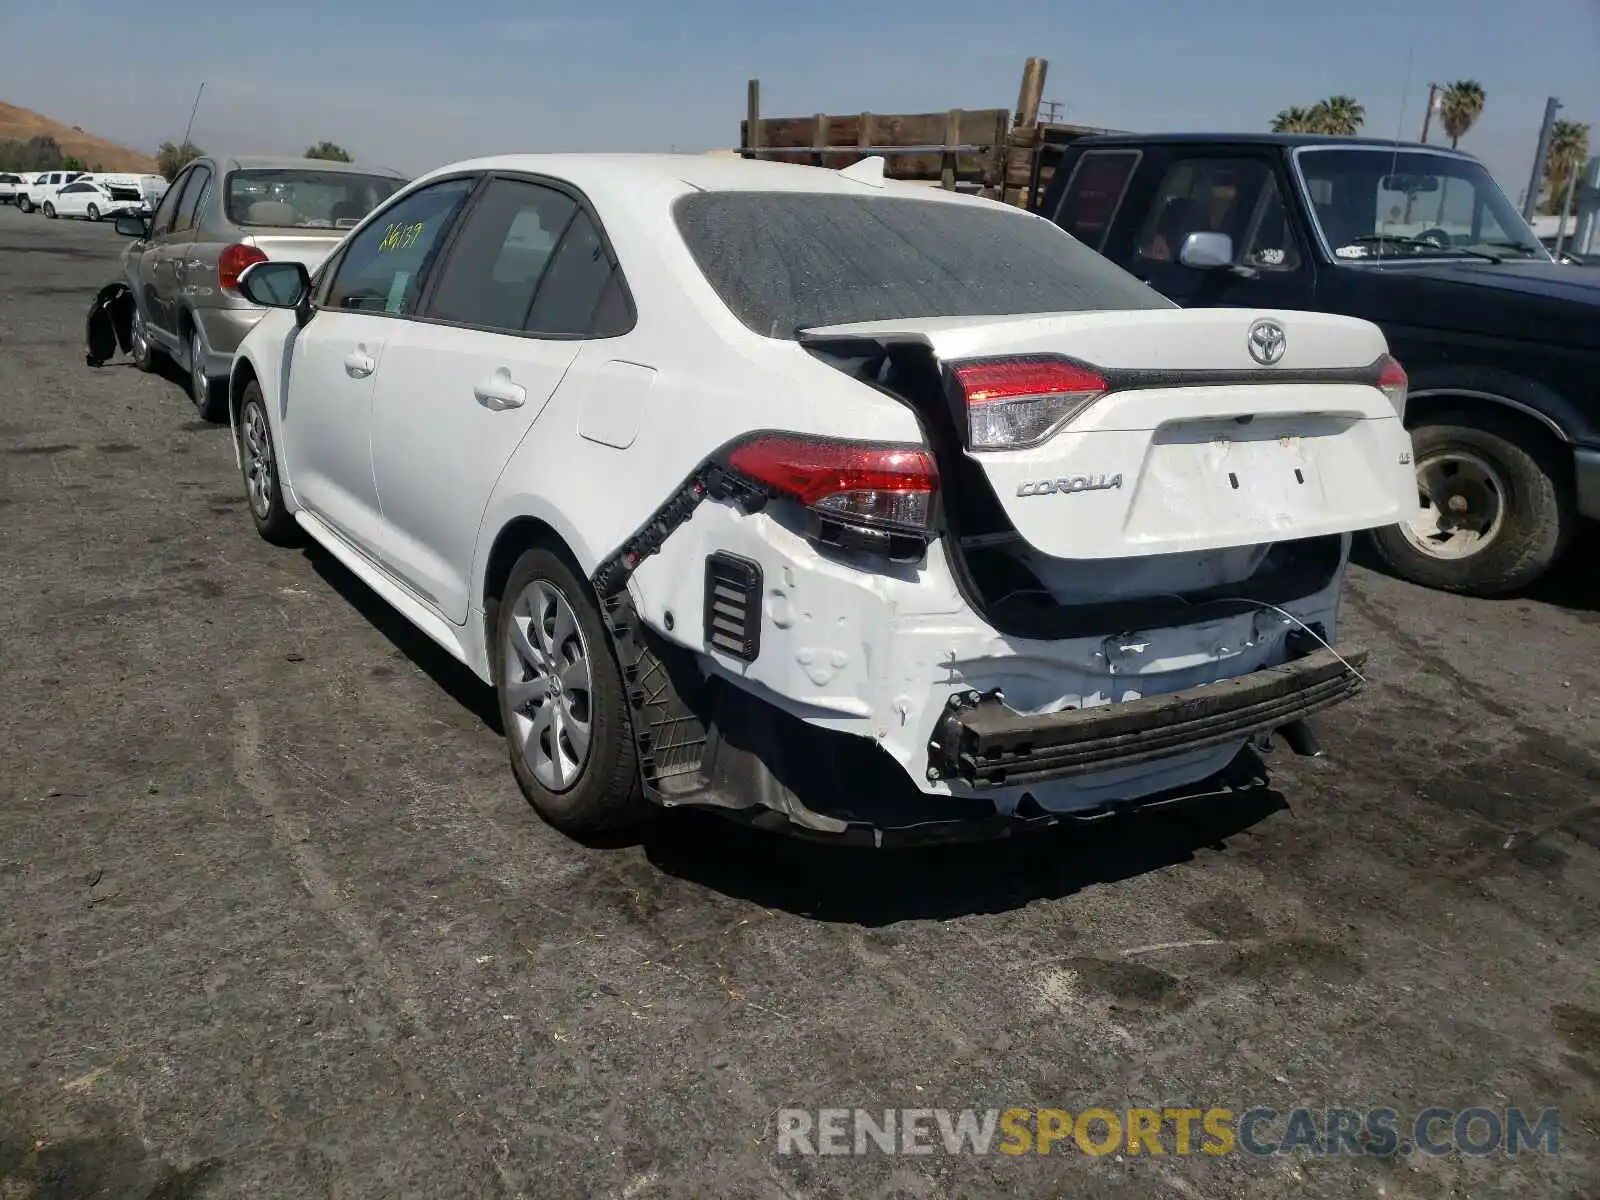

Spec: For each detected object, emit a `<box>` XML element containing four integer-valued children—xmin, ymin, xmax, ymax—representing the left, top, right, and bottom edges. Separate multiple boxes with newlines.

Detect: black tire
<box><xmin>86</xmin><ymin>203</ymin><xmax>100</xmax><ymax>222</ymax></box>
<box><xmin>43</xmin><ymin>202</ymin><xmax>56</xmax><ymax>219</ymax></box>
<box><xmin>236</xmin><ymin>383</ymin><xmax>301</xmax><ymax>546</ymax></box>
<box><xmin>495</xmin><ymin>546</ymin><xmax>648</xmax><ymax>836</ymax></box>
<box><xmin>1368</xmin><ymin>416</ymin><xmax>1572</xmax><ymax>597</ymax></box>
<box><xmin>18</xmin><ymin>197</ymin><xmax>31</xmax><ymax>214</ymax></box>
<box><xmin>188</xmin><ymin>325</ymin><xmax>226</xmax><ymax>421</ymax></box>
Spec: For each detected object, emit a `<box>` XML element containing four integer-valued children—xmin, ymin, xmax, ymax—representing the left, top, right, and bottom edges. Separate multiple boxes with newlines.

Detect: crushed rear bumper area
<box><xmin>927</xmin><ymin>644</ymin><xmax>1367</xmax><ymax>789</ymax></box>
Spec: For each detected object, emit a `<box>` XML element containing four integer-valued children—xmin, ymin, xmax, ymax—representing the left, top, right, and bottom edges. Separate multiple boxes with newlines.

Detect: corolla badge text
<box><xmin>1017</xmin><ymin>474</ymin><xmax>1123</xmax><ymax>497</ymax></box>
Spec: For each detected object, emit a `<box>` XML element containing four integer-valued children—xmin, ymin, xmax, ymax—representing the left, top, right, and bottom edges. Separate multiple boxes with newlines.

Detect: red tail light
<box><xmin>219</xmin><ymin>243</ymin><xmax>269</xmax><ymax>291</ymax></box>
<box><xmin>1376</xmin><ymin>354</ymin><xmax>1407</xmax><ymax>419</ymax></box>
<box><xmin>727</xmin><ymin>435</ymin><xmax>938</xmax><ymax>532</ymax></box>
<box><xmin>952</xmin><ymin>357</ymin><xmax>1109</xmax><ymax>450</ymax></box>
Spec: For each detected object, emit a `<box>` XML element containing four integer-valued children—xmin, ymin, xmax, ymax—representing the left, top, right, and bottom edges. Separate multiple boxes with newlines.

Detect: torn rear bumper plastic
<box><xmin>927</xmin><ymin>645</ymin><xmax>1367</xmax><ymax>789</ymax></box>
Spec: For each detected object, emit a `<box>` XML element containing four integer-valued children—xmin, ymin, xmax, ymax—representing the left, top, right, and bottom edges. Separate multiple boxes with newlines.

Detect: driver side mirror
<box><xmin>114</xmin><ymin>214</ymin><xmax>151</xmax><ymax>239</ymax></box>
<box><xmin>1178</xmin><ymin>230</ymin><xmax>1235</xmax><ymax>270</ymax></box>
<box><xmin>237</xmin><ymin>260</ymin><xmax>312</xmax><ymax>312</ymax></box>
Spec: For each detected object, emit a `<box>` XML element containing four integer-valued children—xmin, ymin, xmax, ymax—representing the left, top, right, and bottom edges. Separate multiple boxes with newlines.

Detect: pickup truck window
<box><xmin>1054</xmin><ymin>150</ymin><xmax>1140</xmax><ymax>250</ymax></box>
<box><xmin>1135</xmin><ymin>158</ymin><xmax>1299</xmax><ymax>271</ymax></box>
<box><xmin>1293</xmin><ymin>146</ymin><xmax>1547</xmax><ymax>260</ymax></box>
<box><xmin>674</xmin><ymin>192</ymin><xmax>1169</xmax><ymax>339</ymax></box>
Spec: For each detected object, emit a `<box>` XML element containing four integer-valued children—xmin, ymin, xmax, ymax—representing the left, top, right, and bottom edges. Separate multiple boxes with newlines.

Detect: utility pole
<box><xmin>1522</xmin><ymin>96</ymin><xmax>1561</xmax><ymax>221</ymax></box>
<box><xmin>1039</xmin><ymin>100</ymin><xmax>1063</xmax><ymax>125</ymax></box>
<box><xmin>1419</xmin><ymin>82</ymin><xmax>1438</xmax><ymax>143</ymax></box>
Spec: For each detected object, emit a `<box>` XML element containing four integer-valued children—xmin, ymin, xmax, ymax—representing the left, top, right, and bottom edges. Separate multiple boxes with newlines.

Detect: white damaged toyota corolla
<box><xmin>226</xmin><ymin>152</ymin><xmax>1414</xmax><ymax>843</ymax></box>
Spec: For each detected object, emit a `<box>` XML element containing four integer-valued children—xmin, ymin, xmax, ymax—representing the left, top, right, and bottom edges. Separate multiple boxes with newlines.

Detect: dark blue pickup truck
<box><xmin>1037</xmin><ymin>133</ymin><xmax>1600</xmax><ymax>597</ymax></box>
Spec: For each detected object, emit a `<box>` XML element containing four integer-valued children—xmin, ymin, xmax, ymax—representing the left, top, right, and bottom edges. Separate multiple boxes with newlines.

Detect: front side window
<box><xmin>1295</xmin><ymin>148</ymin><xmax>1548</xmax><ymax>260</ymax></box>
<box><xmin>1054</xmin><ymin>150</ymin><xmax>1140</xmax><ymax>250</ymax></box>
<box><xmin>151</xmin><ymin>167</ymin><xmax>192</xmax><ymax>232</ymax></box>
<box><xmin>675</xmin><ymin>192</ymin><xmax>1167</xmax><ymax>339</ymax></box>
<box><xmin>225</xmin><ymin>169</ymin><xmax>406</xmax><ymax>230</ymax></box>
<box><xmin>323</xmin><ymin>177</ymin><xmax>477</xmax><ymax>316</ymax></box>
<box><xmin>1136</xmin><ymin>156</ymin><xmax>1298</xmax><ymax>269</ymax></box>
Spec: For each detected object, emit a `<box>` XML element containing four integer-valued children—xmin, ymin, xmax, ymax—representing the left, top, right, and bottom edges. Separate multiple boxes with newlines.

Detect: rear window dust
<box><xmin>673</xmin><ymin>191</ymin><xmax>1170</xmax><ymax>338</ymax></box>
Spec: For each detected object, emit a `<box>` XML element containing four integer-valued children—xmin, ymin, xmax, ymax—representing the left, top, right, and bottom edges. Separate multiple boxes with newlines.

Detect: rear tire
<box><xmin>236</xmin><ymin>384</ymin><xmax>301</xmax><ymax>546</ymax></box>
<box><xmin>188</xmin><ymin>324</ymin><xmax>226</xmax><ymax>422</ymax></box>
<box><xmin>43</xmin><ymin>202</ymin><xmax>55</xmax><ymax>219</ymax></box>
<box><xmin>129</xmin><ymin>306</ymin><xmax>162</xmax><ymax>373</ymax></box>
<box><xmin>1368</xmin><ymin>416</ymin><xmax>1572</xmax><ymax>596</ymax></box>
<box><xmin>496</xmin><ymin>547</ymin><xmax>649</xmax><ymax>837</ymax></box>
<box><xmin>86</xmin><ymin>203</ymin><xmax>101</xmax><ymax>222</ymax></box>
<box><xmin>18</xmin><ymin>197</ymin><xmax>32</xmax><ymax>214</ymax></box>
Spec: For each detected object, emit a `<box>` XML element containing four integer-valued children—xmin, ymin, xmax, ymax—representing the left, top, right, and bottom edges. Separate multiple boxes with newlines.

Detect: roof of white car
<box><xmin>410</xmin><ymin>153</ymin><xmax>1002</xmax><ymax>208</ymax></box>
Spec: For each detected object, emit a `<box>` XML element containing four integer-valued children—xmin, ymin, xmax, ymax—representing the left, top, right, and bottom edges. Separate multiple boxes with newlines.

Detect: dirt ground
<box><xmin>1</xmin><ymin>204</ymin><xmax>1597</xmax><ymax>1200</ymax></box>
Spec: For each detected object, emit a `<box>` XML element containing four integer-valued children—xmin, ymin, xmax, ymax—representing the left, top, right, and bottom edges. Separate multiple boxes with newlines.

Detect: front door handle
<box><xmin>474</xmin><ymin>370</ymin><xmax>526</xmax><ymax>411</ymax></box>
<box><xmin>344</xmin><ymin>351</ymin><xmax>375</xmax><ymax>378</ymax></box>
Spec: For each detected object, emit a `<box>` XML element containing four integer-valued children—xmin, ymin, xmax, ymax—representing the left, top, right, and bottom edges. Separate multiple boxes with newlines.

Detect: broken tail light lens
<box><xmin>1376</xmin><ymin>354</ymin><xmax>1407</xmax><ymax>420</ymax></box>
<box><xmin>953</xmin><ymin>356</ymin><xmax>1109</xmax><ymax>451</ymax></box>
<box><xmin>727</xmin><ymin>435</ymin><xmax>938</xmax><ymax>533</ymax></box>
<box><xmin>219</xmin><ymin>243</ymin><xmax>269</xmax><ymax>291</ymax></box>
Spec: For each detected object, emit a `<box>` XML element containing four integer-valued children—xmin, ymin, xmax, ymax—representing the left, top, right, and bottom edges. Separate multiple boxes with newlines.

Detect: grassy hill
<box><xmin>0</xmin><ymin>103</ymin><xmax>158</xmax><ymax>172</ymax></box>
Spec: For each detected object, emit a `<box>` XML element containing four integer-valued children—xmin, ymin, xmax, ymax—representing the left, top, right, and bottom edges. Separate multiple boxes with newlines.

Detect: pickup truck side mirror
<box><xmin>1178</xmin><ymin>231</ymin><xmax>1236</xmax><ymax>270</ymax></box>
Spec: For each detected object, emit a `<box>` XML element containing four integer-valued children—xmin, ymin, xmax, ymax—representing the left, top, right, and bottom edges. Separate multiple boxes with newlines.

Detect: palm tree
<box><xmin>1314</xmin><ymin>96</ymin><xmax>1366</xmax><ymax>136</ymax></box>
<box><xmin>1438</xmin><ymin>80</ymin><xmax>1486</xmax><ymax>149</ymax></box>
<box><xmin>1543</xmin><ymin>119</ymin><xmax>1591</xmax><ymax>215</ymax></box>
<box><xmin>1272</xmin><ymin>106</ymin><xmax>1318</xmax><ymax>133</ymax></box>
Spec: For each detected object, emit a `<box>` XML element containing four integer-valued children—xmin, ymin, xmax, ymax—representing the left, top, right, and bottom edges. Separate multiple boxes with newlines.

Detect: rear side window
<box><xmin>674</xmin><ymin>192</ymin><xmax>1167</xmax><ymax>339</ymax></box>
<box><xmin>1054</xmin><ymin>150</ymin><xmax>1141</xmax><ymax>250</ymax></box>
<box><xmin>524</xmin><ymin>210</ymin><xmax>629</xmax><ymax>337</ymax></box>
<box><xmin>172</xmin><ymin>166</ymin><xmax>211</xmax><ymax>232</ymax></box>
<box><xmin>425</xmin><ymin>178</ymin><xmax>576</xmax><ymax>331</ymax></box>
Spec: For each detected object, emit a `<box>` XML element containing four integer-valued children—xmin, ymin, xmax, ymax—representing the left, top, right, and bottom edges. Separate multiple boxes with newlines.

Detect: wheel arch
<box><xmin>1403</xmin><ymin>390</ymin><xmax>1574</xmax><ymax>491</ymax></box>
<box><xmin>477</xmin><ymin>507</ymin><xmax>604</xmax><ymax>677</ymax></box>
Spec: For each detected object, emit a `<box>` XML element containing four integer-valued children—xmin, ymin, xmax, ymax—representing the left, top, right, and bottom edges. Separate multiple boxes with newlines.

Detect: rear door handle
<box><xmin>474</xmin><ymin>370</ymin><xmax>526</xmax><ymax>410</ymax></box>
<box><xmin>344</xmin><ymin>352</ymin><xmax>375</xmax><ymax>378</ymax></box>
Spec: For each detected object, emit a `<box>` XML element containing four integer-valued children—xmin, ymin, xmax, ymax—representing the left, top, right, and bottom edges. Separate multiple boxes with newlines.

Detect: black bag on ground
<box><xmin>84</xmin><ymin>282</ymin><xmax>135</xmax><ymax>367</ymax></box>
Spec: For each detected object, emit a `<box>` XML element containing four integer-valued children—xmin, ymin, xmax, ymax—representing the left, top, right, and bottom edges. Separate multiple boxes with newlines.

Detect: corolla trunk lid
<box><xmin>800</xmin><ymin>308</ymin><xmax>1416</xmax><ymax>560</ymax></box>
<box><xmin>239</xmin><ymin>230</ymin><xmax>346</xmax><ymax>271</ymax></box>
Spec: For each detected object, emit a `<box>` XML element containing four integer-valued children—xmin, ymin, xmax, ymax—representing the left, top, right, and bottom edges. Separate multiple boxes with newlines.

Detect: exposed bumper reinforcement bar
<box><xmin>928</xmin><ymin>645</ymin><xmax>1368</xmax><ymax>789</ymax></box>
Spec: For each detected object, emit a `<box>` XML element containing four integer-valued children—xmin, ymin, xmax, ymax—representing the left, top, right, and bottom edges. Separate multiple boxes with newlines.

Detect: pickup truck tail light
<box><xmin>1376</xmin><ymin>354</ymin><xmax>1407</xmax><ymax>420</ymax></box>
<box><xmin>953</xmin><ymin>357</ymin><xmax>1109</xmax><ymax>450</ymax></box>
<box><xmin>219</xmin><ymin>244</ymin><xmax>268</xmax><ymax>291</ymax></box>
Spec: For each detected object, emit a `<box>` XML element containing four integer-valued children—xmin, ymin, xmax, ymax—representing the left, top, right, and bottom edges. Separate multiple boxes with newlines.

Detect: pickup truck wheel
<box><xmin>497</xmin><ymin>548</ymin><xmax>648</xmax><ymax>837</ymax></box>
<box><xmin>17</xmin><ymin>197</ymin><xmax>31</xmax><ymax>214</ymax></box>
<box><xmin>237</xmin><ymin>384</ymin><xmax>301</xmax><ymax>545</ymax></box>
<box><xmin>1369</xmin><ymin>418</ymin><xmax>1571</xmax><ymax>596</ymax></box>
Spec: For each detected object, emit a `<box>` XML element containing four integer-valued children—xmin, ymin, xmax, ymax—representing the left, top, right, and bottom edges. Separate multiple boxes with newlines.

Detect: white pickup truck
<box><xmin>17</xmin><ymin>169</ymin><xmax>85</xmax><ymax>214</ymax></box>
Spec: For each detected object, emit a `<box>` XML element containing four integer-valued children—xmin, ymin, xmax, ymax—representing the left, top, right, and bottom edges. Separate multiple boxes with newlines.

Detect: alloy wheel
<box><xmin>503</xmin><ymin>580</ymin><xmax>594</xmax><ymax>792</ymax></box>
<box><xmin>242</xmin><ymin>402</ymin><xmax>274</xmax><ymax>519</ymax></box>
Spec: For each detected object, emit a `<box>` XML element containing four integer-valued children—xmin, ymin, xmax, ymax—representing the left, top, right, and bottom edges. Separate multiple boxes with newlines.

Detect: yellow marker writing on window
<box><xmin>378</xmin><ymin>220</ymin><xmax>426</xmax><ymax>254</ymax></box>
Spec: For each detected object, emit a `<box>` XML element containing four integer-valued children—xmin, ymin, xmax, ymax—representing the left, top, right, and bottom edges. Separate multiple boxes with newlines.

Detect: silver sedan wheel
<box><xmin>190</xmin><ymin>330</ymin><xmax>208</xmax><ymax>403</ymax></box>
<box><xmin>1400</xmin><ymin>449</ymin><xmax>1507</xmax><ymax>561</ymax></box>
<box><xmin>503</xmin><ymin>580</ymin><xmax>593</xmax><ymax>792</ymax></box>
<box><xmin>242</xmin><ymin>403</ymin><xmax>274</xmax><ymax>518</ymax></box>
<box><xmin>130</xmin><ymin>309</ymin><xmax>150</xmax><ymax>365</ymax></box>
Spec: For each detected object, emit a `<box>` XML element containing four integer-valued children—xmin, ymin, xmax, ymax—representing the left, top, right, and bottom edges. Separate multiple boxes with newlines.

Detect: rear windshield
<box><xmin>673</xmin><ymin>191</ymin><xmax>1169</xmax><ymax>338</ymax></box>
<box><xmin>225</xmin><ymin>169</ymin><xmax>406</xmax><ymax>229</ymax></box>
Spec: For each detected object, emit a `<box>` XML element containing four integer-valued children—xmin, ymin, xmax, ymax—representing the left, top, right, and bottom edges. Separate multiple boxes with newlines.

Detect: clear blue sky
<box><xmin>5</xmin><ymin>0</ymin><xmax>1597</xmax><ymax>203</ymax></box>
